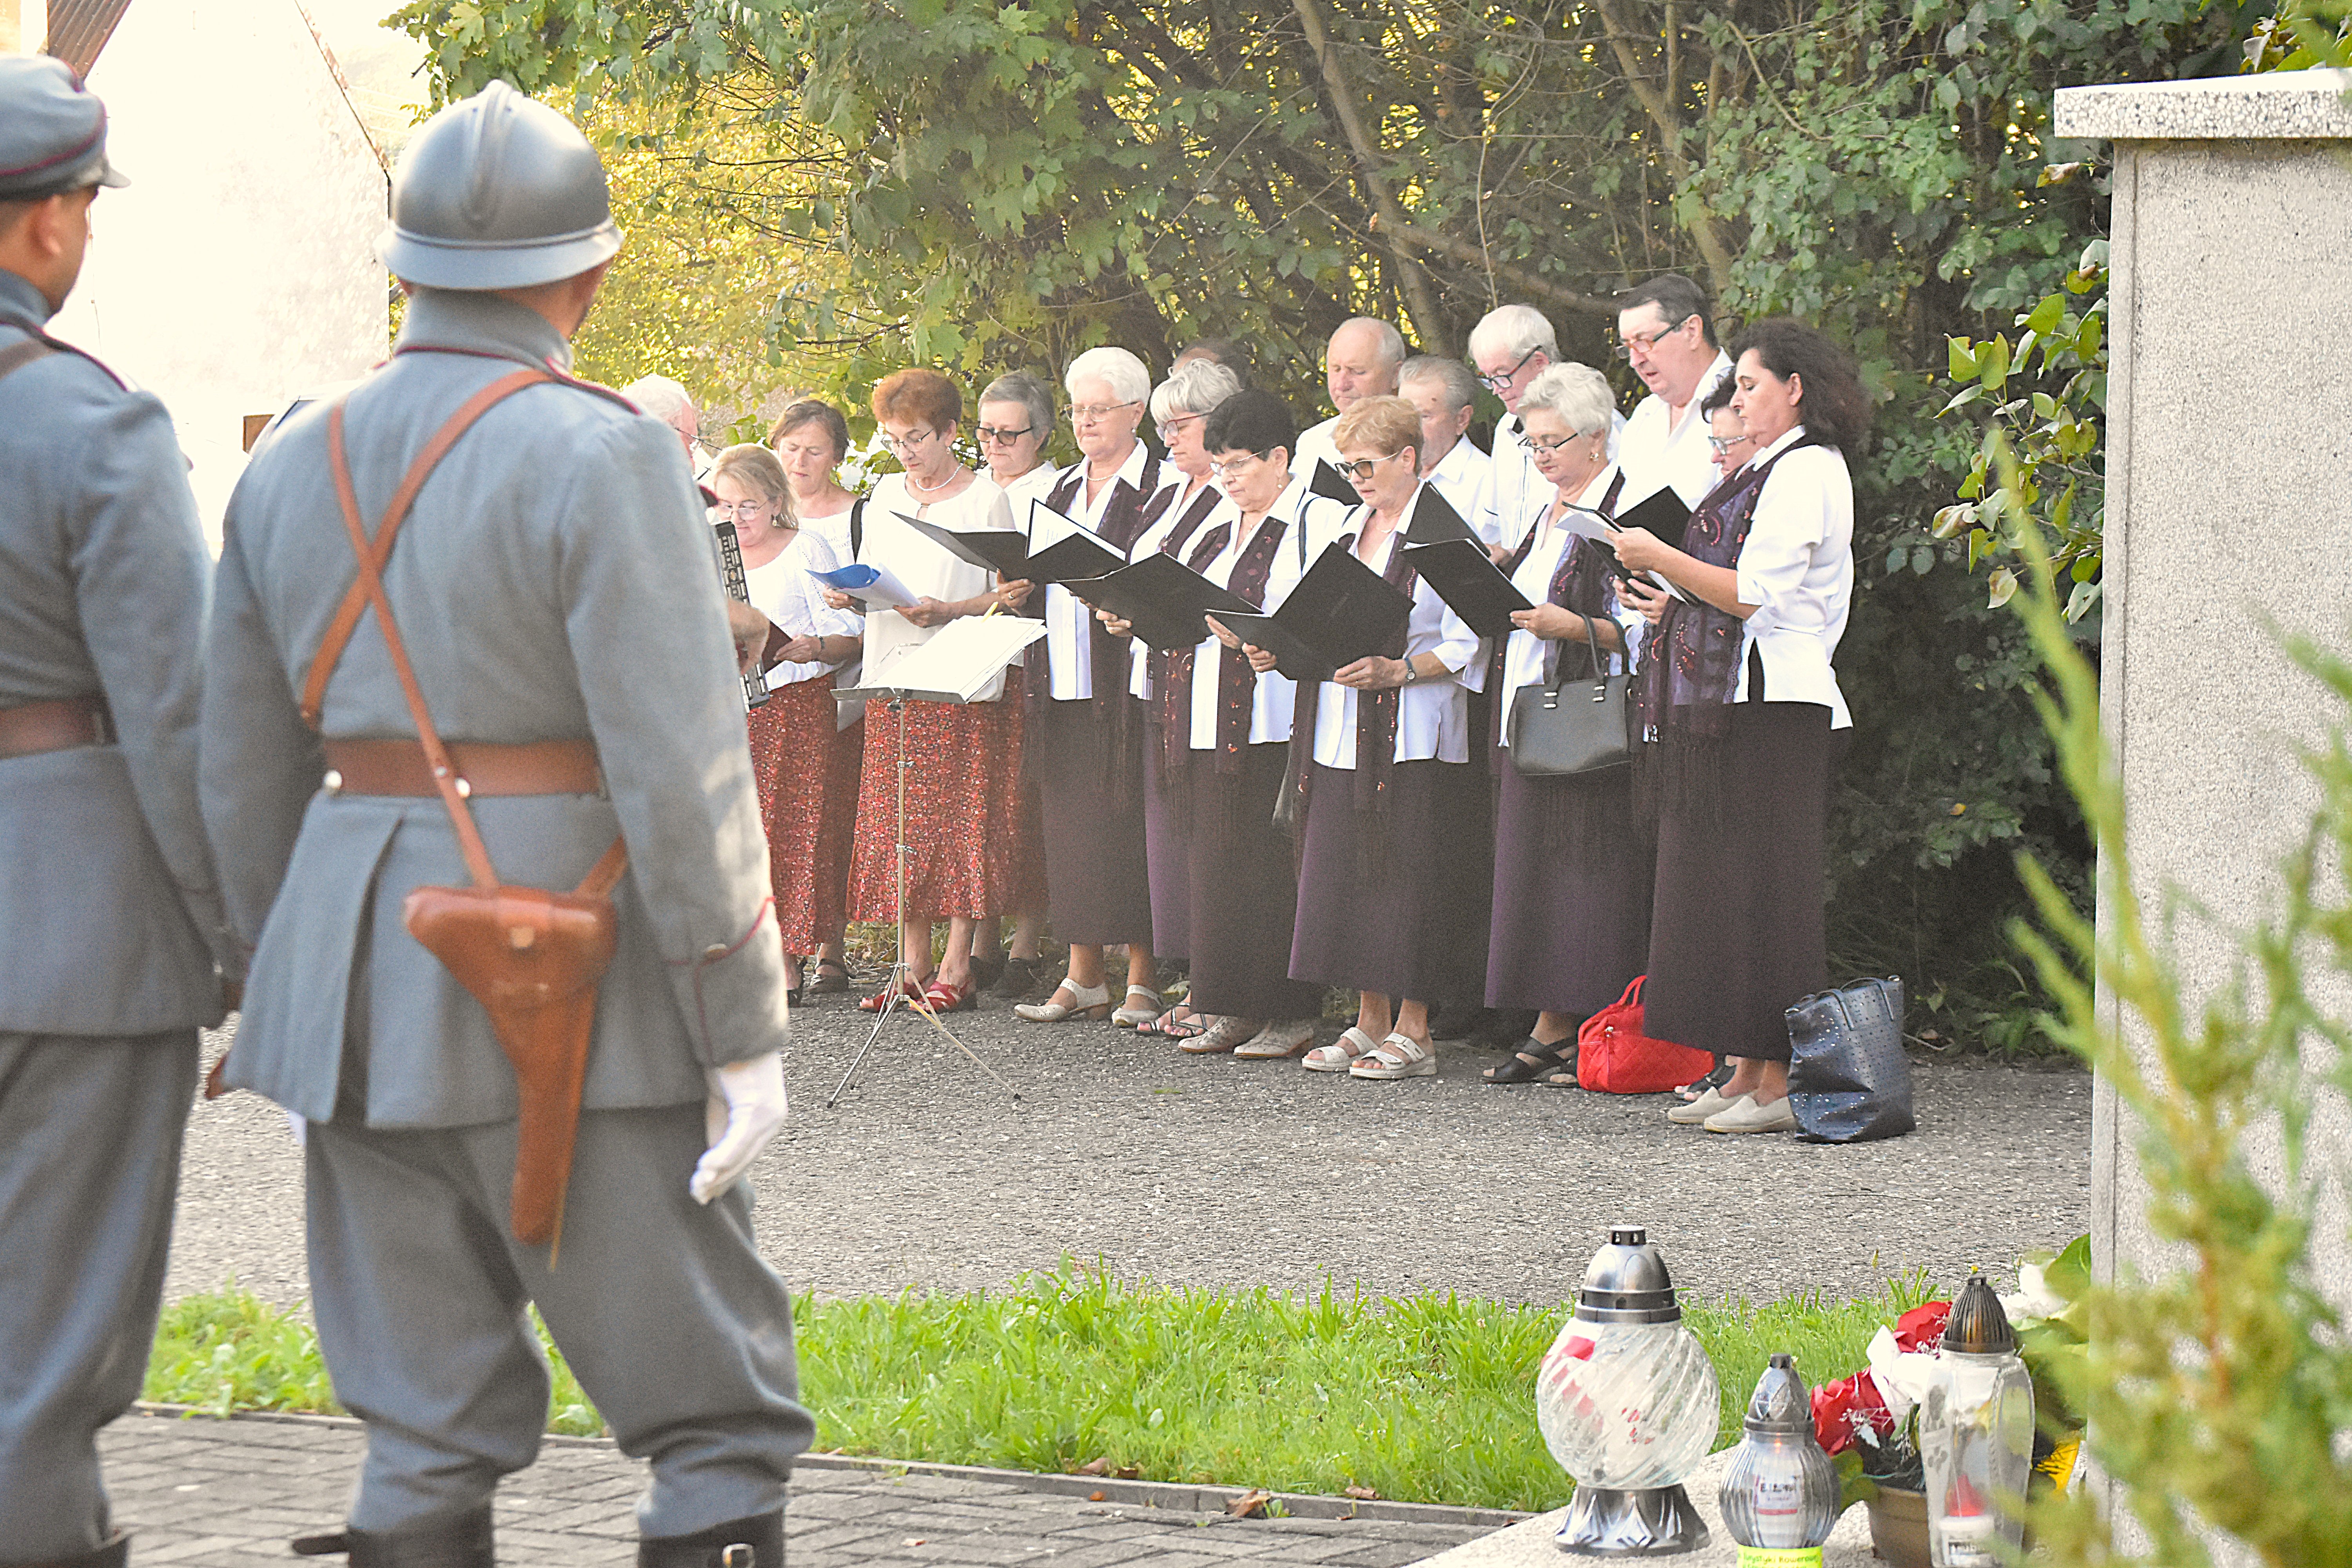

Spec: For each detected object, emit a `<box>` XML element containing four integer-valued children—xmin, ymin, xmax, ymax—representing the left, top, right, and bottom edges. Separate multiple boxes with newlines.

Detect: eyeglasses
<box><xmin>1070</xmin><ymin>401</ymin><xmax>1139</xmax><ymax>423</ymax></box>
<box><xmin>1333</xmin><ymin>452</ymin><xmax>1405</xmax><ymax>482</ymax></box>
<box><xmin>1706</xmin><ymin>433</ymin><xmax>1751</xmax><ymax>456</ymax></box>
<box><xmin>711</xmin><ymin>498</ymin><xmax>772</xmax><ymax>517</ymax></box>
<box><xmin>1477</xmin><ymin>347</ymin><xmax>1540</xmax><ymax>392</ymax></box>
<box><xmin>875</xmin><ymin>427</ymin><xmax>937</xmax><ymax>455</ymax></box>
<box><xmin>1524</xmin><ymin>433</ymin><xmax>1592</xmax><ymax>457</ymax></box>
<box><xmin>974</xmin><ymin>424</ymin><xmax>1035</xmax><ymax>445</ymax></box>
<box><xmin>1155</xmin><ymin>413</ymin><xmax>1203</xmax><ymax>442</ymax></box>
<box><xmin>1207</xmin><ymin>451</ymin><xmax>1269</xmax><ymax>479</ymax></box>
<box><xmin>1615</xmin><ymin>315</ymin><xmax>1692</xmax><ymax>360</ymax></box>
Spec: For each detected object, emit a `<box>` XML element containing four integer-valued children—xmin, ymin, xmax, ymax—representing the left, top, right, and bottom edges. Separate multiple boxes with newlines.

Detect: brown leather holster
<box><xmin>303</xmin><ymin>371</ymin><xmax>628</xmax><ymax>1258</ymax></box>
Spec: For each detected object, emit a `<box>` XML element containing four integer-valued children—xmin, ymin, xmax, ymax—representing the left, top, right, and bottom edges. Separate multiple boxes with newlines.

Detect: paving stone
<box><xmin>100</xmin><ymin>1412</ymin><xmax>1492</xmax><ymax>1566</ymax></box>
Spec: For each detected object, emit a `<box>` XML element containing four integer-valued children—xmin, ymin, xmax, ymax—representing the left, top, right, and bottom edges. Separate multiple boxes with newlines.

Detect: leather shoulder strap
<box><xmin>301</xmin><ymin>368</ymin><xmax>552</xmax><ymax>726</ymax></box>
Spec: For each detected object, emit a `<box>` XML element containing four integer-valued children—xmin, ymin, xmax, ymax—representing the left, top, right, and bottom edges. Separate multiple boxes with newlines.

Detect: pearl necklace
<box><xmin>906</xmin><ymin>463</ymin><xmax>961</xmax><ymax>496</ymax></box>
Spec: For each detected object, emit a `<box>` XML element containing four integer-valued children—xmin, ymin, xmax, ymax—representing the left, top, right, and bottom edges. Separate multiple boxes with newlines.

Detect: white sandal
<box><xmin>1013</xmin><ymin>978</ymin><xmax>1112</xmax><ymax>1023</ymax></box>
<box><xmin>1111</xmin><ymin>984</ymin><xmax>1165</xmax><ymax>1028</ymax></box>
<box><xmin>1180</xmin><ymin>1015</ymin><xmax>1261</xmax><ymax>1055</ymax></box>
<box><xmin>1350</xmin><ymin>1032</ymin><xmax>1438</xmax><ymax>1080</ymax></box>
<box><xmin>1303</xmin><ymin>1025</ymin><xmax>1378</xmax><ymax>1073</ymax></box>
<box><xmin>1234</xmin><ymin>1019</ymin><xmax>1318</xmax><ymax>1060</ymax></box>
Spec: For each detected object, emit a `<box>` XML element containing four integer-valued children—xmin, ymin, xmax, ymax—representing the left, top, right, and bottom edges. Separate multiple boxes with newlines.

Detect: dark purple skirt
<box><xmin>1180</xmin><ymin>744</ymin><xmax>1325</xmax><ymax>1020</ymax></box>
<box><xmin>1641</xmin><ymin>703</ymin><xmax>1831</xmax><ymax>1062</ymax></box>
<box><xmin>1288</xmin><ymin>758</ymin><xmax>1489</xmax><ymax>1003</ymax></box>
<box><xmin>1144</xmin><ymin>747</ymin><xmax>1189</xmax><ymax>962</ymax></box>
<box><xmin>1485</xmin><ymin>753</ymin><xmax>1650</xmax><ymax>1015</ymax></box>
<box><xmin>1032</xmin><ymin>695</ymin><xmax>1152</xmax><ymax>947</ymax></box>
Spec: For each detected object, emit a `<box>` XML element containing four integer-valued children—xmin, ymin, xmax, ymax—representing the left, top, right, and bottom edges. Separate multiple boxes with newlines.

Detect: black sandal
<box><xmin>805</xmin><ymin>958</ymin><xmax>851</xmax><ymax>996</ymax></box>
<box><xmin>1484</xmin><ymin>1036</ymin><xmax>1575</xmax><ymax>1085</ymax></box>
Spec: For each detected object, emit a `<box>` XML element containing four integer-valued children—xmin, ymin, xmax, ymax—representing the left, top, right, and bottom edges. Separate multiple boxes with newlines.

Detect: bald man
<box><xmin>1291</xmin><ymin>316</ymin><xmax>1406</xmax><ymax>480</ymax></box>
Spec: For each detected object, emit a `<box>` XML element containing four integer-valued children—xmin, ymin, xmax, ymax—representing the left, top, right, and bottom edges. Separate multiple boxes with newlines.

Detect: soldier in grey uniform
<box><xmin>200</xmin><ymin>83</ymin><xmax>808</xmax><ymax>1566</ymax></box>
<box><xmin>0</xmin><ymin>56</ymin><xmax>236</xmax><ymax>1568</ymax></box>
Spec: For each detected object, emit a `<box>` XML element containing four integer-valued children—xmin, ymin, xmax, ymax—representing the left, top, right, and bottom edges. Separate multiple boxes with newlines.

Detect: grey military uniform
<box><xmin>201</xmin><ymin>289</ymin><xmax>812</xmax><ymax>1536</ymax></box>
<box><xmin>0</xmin><ymin>261</ymin><xmax>228</xmax><ymax>1559</ymax></box>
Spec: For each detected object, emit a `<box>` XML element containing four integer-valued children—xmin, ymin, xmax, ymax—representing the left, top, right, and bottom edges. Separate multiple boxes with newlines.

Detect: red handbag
<box><xmin>1576</xmin><ymin>976</ymin><xmax>1714</xmax><ymax>1094</ymax></box>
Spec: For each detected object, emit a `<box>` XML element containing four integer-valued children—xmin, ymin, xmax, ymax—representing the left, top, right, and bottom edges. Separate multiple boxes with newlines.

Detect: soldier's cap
<box><xmin>0</xmin><ymin>55</ymin><xmax>130</xmax><ymax>202</ymax></box>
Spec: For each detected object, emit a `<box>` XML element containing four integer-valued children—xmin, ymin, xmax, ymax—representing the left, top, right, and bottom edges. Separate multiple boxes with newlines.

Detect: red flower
<box><xmin>1810</xmin><ymin>1371</ymin><xmax>1895</xmax><ymax>1456</ymax></box>
<box><xmin>1892</xmin><ymin>1301</ymin><xmax>1952</xmax><ymax>1353</ymax></box>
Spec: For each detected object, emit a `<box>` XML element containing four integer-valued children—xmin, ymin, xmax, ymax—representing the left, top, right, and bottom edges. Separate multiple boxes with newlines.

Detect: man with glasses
<box><xmin>1613</xmin><ymin>273</ymin><xmax>1733</xmax><ymax>507</ymax></box>
<box><xmin>623</xmin><ymin>372</ymin><xmax>711</xmax><ymax>484</ymax></box>
<box><xmin>1467</xmin><ymin>303</ymin><xmax>1623</xmax><ymax>549</ymax></box>
<box><xmin>1291</xmin><ymin>316</ymin><xmax>1406</xmax><ymax>481</ymax></box>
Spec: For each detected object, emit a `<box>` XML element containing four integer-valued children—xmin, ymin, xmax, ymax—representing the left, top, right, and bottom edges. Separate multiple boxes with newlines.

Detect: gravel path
<box><xmin>171</xmin><ymin>993</ymin><xmax>2089</xmax><ymax>1310</ymax></box>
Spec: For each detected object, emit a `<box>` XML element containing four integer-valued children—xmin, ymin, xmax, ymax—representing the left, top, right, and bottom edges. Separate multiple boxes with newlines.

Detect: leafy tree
<box><xmin>394</xmin><ymin>0</ymin><xmax>2249</xmax><ymax>1041</ymax></box>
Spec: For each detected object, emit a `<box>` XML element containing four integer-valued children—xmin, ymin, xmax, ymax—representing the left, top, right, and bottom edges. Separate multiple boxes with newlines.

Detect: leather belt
<box><xmin>0</xmin><ymin>695</ymin><xmax>111</xmax><ymax>760</ymax></box>
<box><xmin>321</xmin><ymin>738</ymin><xmax>604</xmax><ymax>799</ymax></box>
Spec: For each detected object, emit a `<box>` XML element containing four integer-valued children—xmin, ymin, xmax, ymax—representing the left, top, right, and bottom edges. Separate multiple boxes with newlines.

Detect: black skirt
<box><xmin>1180</xmin><ymin>744</ymin><xmax>1325</xmax><ymax>1020</ymax></box>
<box><xmin>1144</xmin><ymin>748</ymin><xmax>1189</xmax><ymax>963</ymax></box>
<box><xmin>1031</xmin><ymin>696</ymin><xmax>1153</xmax><ymax>947</ymax></box>
<box><xmin>1641</xmin><ymin>702</ymin><xmax>1832</xmax><ymax>1062</ymax></box>
<box><xmin>1288</xmin><ymin>758</ymin><xmax>1489</xmax><ymax>1003</ymax></box>
<box><xmin>1484</xmin><ymin>752</ymin><xmax>1650</xmax><ymax>1015</ymax></box>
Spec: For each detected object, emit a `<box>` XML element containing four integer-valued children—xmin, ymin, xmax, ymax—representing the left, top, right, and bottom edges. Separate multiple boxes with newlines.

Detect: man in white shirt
<box><xmin>623</xmin><ymin>372</ymin><xmax>711</xmax><ymax>482</ymax></box>
<box><xmin>1399</xmin><ymin>354</ymin><xmax>1490</xmax><ymax>524</ymax></box>
<box><xmin>1612</xmin><ymin>274</ymin><xmax>1734</xmax><ymax>508</ymax></box>
<box><xmin>1466</xmin><ymin>304</ymin><xmax>1586</xmax><ymax>548</ymax></box>
<box><xmin>1291</xmin><ymin>316</ymin><xmax>1405</xmax><ymax>479</ymax></box>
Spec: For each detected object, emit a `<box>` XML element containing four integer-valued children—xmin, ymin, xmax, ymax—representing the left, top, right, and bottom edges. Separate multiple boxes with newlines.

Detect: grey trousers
<box><xmin>304</xmin><ymin>1103</ymin><xmax>813</xmax><ymax>1537</ymax></box>
<box><xmin>0</xmin><ymin>1029</ymin><xmax>197</xmax><ymax>1563</ymax></box>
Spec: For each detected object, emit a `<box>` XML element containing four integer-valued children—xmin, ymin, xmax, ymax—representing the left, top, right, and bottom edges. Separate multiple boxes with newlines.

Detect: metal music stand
<box><xmin>824</xmin><ymin>690</ymin><xmax>1020</xmax><ymax>1106</ymax></box>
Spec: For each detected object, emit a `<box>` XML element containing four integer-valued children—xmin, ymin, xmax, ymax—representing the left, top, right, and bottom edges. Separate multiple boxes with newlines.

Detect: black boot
<box><xmin>290</xmin><ymin>1503</ymin><xmax>495</xmax><ymax>1567</ymax></box>
<box><xmin>637</xmin><ymin>1510</ymin><xmax>784</xmax><ymax>1568</ymax></box>
<box><xmin>24</xmin><ymin>1530</ymin><xmax>129</xmax><ymax>1568</ymax></box>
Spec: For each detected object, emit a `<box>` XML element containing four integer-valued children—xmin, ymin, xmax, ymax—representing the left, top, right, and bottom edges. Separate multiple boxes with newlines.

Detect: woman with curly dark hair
<box><xmin>1609</xmin><ymin>318</ymin><xmax>1870</xmax><ymax>1134</ymax></box>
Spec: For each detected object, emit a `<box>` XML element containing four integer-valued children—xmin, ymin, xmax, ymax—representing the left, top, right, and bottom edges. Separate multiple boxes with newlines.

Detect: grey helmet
<box><xmin>377</xmin><ymin>80</ymin><xmax>621</xmax><ymax>290</ymax></box>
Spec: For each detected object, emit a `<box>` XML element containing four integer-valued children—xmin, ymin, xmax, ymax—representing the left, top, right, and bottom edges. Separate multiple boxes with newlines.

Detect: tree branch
<box><xmin>1288</xmin><ymin>0</ymin><xmax>1450</xmax><ymax>350</ymax></box>
<box><xmin>1386</xmin><ymin>221</ymin><xmax>1618</xmax><ymax>318</ymax></box>
<box><xmin>1586</xmin><ymin>0</ymin><xmax>1735</xmax><ymax>289</ymax></box>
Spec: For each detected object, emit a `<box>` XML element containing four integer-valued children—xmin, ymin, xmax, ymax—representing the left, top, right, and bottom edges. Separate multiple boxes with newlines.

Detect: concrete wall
<box><xmin>2053</xmin><ymin>65</ymin><xmax>2352</xmax><ymax>1348</ymax></box>
<box><xmin>44</xmin><ymin>0</ymin><xmax>388</xmax><ymax>544</ymax></box>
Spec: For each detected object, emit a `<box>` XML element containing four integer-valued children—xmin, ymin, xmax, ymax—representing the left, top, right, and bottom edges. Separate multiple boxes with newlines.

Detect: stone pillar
<box><xmin>2051</xmin><ymin>68</ymin><xmax>2352</xmax><ymax>1324</ymax></box>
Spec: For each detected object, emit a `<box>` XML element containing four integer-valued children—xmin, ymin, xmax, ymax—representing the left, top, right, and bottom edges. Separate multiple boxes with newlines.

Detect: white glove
<box><xmin>690</xmin><ymin>1052</ymin><xmax>788</xmax><ymax>1205</ymax></box>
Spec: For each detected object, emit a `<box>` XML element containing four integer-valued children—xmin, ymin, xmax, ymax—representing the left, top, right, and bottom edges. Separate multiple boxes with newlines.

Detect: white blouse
<box><xmin>856</xmin><ymin>470</ymin><xmax>1017</xmax><ymax>695</ymax></box>
<box><xmin>795</xmin><ymin>499</ymin><xmax>858</xmax><ymax>568</ymax></box>
<box><xmin>1730</xmin><ymin>425</ymin><xmax>1854</xmax><ymax>728</ymax></box>
<box><xmin>1042</xmin><ymin>441</ymin><xmax>1153</xmax><ymax>703</ymax></box>
<box><xmin>1496</xmin><ymin>466</ymin><xmax>1630</xmax><ymax>745</ymax></box>
<box><xmin>992</xmin><ymin>461</ymin><xmax>1060</xmax><ymax>519</ymax></box>
<box><xmin>1184</xmin><ymin>477</ymin><xmax>1348</xmax><ymax>749</ymax></box>
<box><xmin>1308</xmin><ymin>490</ymin><xmax>1485</xmax><ymax>768</ymax></box>
<box><xmin>742</xmin><ymin>529</ymin><xmax>862</xmax><ymax>688</ymax></box>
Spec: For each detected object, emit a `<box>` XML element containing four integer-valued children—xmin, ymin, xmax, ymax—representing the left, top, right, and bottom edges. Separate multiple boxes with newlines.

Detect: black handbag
<box><xmin>1506</xmin><ymin>612</ymin><xmax>1632</xmax><ymax>777</ymax></box>
<box><xmin>1786</xmin><ymin>976</ymin><xmax>1916</xmax><ymax>1143</ymax></box>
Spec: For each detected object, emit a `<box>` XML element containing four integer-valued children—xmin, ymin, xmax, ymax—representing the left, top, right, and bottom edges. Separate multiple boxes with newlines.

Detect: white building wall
<box><xmin>48</xmin><ymin>0</ymin><xmax>387</xmax><ymax>543</ymax></box>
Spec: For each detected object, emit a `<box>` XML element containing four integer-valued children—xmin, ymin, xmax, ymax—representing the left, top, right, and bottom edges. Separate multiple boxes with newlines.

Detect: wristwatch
<box><xmin>1401</xmin><ymin>658</ymin><xmax>1419</xmax><ymax>686</ymax></box>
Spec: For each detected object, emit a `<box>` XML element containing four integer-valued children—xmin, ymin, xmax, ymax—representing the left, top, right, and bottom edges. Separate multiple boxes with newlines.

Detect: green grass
<box><xmin>145</xmin><ymin>1266</ymin><xmax>1936</xmax><ymax>1512</ymax></box>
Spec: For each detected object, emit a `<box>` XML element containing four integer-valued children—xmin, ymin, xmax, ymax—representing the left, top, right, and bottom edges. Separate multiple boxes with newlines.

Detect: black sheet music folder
<box><xmin>1214</xmin><ymin>540</ymin><xmax>1412</xmax><ymax>684</ymax></box>
<box><xmin>1402</xmin><ymin>537</ymin><xmax>1530</xmax><ymax>639</ymax></box>
<box><xmin>1062</xmin><ymin>552</ymin><xmax>1261</xmax><ymax>652</ymax></box>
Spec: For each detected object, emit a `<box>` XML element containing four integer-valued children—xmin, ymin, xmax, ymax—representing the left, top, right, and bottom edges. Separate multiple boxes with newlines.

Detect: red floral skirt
<box><xmin>746</xmin><ymin>675</ymin><xmax>853</xmax><ymax>953</ymax></box>
<box><xmin>846</xmin><ymin>671</ymin><xmax>1027</xmax><ymax>922</ymax></box>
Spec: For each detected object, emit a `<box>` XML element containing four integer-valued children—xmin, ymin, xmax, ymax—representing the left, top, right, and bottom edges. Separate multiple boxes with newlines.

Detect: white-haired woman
<box><xmin>1007</xmin><ymin>347</ymin><xmax>1164</xmax><ymax>1025</ymax></box>
<box><xmin>1479</xmin><ymin>365</ymin><xmax>1649</xmax><ymax>1085</ymax></box>
<box><xmin>1109</xmin><ymin>357</ymin><xmax>1243</xmax><ymax>1039</ymax></box>
<box><xmin>712</xmin><ymin>444</ymin><xmax>864</xmax><ymax>999</ymax></box>
<box><xmin>969</xmin><ymin>369</ymin><xmax>1062</xmax><ymax>1000</ymax></box>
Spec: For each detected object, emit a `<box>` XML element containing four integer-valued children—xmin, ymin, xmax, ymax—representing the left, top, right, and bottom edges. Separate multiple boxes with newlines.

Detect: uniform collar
<box><xmin>393</xmin><ymin>287</ymin><xmax>575</xmax><ymax>374</ymax></box>
<box><xmin>0</xmin><ymin>266</ymin><xmax>54</xmax><ymax>330</ymax></box>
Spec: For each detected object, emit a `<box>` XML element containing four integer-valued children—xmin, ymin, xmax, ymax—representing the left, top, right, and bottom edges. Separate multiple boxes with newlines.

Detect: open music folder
<box><xmin>837</xmin><ymin>614</ymin><xmax>1048</xmax><ymax>706</ymax></box>
<box><xmin>893</xmin><ymin>502</ymin><xmax>1125</xmax><ymax>585</ymax></box>
<box><xmin>1213</xmin><ymin>539</ymin><xmax>1413</xmax><ymax>684</ymax></box>
<box><xmin>1402</xmin><ymin>481</ymin><xmax>1479</xmax><ymax>544</ymax></box>
<box><xmin>1401</xmin><ymin>537</ymin><xmax>1530</xmax><ymax>639</ymax></box>
<box><xmin>1060</xmin><ymin>552</ymin><xmax>1261</xmax><ymax>652</ymax></box>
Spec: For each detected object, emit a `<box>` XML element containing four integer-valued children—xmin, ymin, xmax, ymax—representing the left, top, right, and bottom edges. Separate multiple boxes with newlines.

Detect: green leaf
<box><xmin>1948</xmin><ymin>337</ymin><xmax>1980</xmax><ymax>380</ymax></box>
<box><xmin>2024</xmin><ymin>293</ymin><xmax>2065</xmax><ymax>336</ymax></box>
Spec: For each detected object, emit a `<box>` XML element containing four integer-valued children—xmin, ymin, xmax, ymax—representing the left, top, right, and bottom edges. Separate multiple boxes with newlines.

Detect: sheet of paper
<box><xmin>807</xmin><ymin>561</ymin><xmax>919</xmax><ymax>610</ymax></box>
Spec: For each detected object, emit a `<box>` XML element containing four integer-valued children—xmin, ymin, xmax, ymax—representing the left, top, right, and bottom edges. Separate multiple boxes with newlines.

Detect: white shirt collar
<box><xmin>1751</xmin><ymin>422</ymin><xmax>1810</xmax><ymax>463</ymax></box>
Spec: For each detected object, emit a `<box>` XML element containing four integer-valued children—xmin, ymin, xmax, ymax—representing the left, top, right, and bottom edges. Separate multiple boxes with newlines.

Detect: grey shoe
<box><xmin>1703</xmin><ymin>1094</ymin><xmax>1798</xmax><ymax>1134</ymax></box>
<box><xmin>1667</xmin><ymin>1085</ymin><xmax>1738</xmax><ymax>1125</ymax></box>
